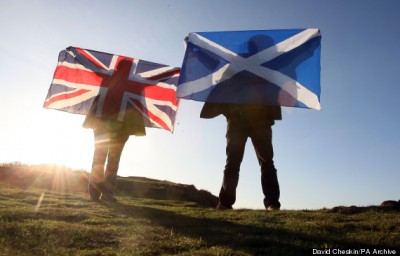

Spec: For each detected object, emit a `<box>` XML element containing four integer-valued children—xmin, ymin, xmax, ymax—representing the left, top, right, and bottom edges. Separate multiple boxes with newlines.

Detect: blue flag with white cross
<box><xmin>177</xmin><ymin>29</ymin><xmax>322</xmax><ymax>110</ymax></box>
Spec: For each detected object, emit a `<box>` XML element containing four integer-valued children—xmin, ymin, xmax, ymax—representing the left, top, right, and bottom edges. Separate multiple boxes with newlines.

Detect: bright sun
<box><xmin>3</xmin><ymin>109</ymin><xmax>94</xmax><ymax>171</ymax></box>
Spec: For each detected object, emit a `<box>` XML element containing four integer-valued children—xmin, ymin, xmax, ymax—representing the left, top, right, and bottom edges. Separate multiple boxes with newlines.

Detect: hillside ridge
<box><xmin>0</xmin><ymin>163</ymin><xmax>218</xmax><ymax>208</ymax></box>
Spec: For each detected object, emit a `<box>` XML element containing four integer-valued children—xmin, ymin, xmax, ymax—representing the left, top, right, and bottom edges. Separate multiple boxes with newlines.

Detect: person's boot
<box><xmin>88</xmin><ymin>179</ymin><xmax>102</xmax><ymax>201</ymax></box>
<box><xmin>101</xmin><ymin>173</ymin><xmax>117</xmax><ymax>202</ymax></box>
<box><xmin>216</xmin><ymin>202</ymin><xmax>233</xmax><ymax>210</ymax></box>
<box><xmin>88</xmin><ymin>167</ymin><xmax>104</xmax><ymax>201</ymax></box>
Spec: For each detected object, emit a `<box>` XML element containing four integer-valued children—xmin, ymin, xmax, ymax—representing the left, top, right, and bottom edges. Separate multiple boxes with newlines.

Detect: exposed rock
<box><xmin>116</xmin><ymin>176</ymin><xmax>218</xmax><ymax>208</ymax></box>
<box><xmin>380</xmin><ymin>200</ymin><xmax>400</xmax><ymax>209</ymax></box>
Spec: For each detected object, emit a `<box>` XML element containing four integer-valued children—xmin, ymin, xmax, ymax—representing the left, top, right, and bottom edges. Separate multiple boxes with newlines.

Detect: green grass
<box><xmin>0</xmin><ymin>185</ymin><xmax>399</xmax><ymax>256</ymax></box>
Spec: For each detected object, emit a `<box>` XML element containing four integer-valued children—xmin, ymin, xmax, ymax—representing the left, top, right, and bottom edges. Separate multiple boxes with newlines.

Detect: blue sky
<box><xmin>0</xmin><ymin>0</ymin><xmax>399</xmax><ymax>210</ymax></box>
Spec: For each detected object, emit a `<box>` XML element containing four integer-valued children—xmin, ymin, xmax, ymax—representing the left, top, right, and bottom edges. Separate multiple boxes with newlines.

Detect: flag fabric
<box><xmin>44</xmin><ymin>47</ymin><xmax>180</xmax><ymax>132</ymax></box>
<box><xmin>177</xmin><ymin>29</ymin><xmax>322</xmax><ymax>110</ymax></box>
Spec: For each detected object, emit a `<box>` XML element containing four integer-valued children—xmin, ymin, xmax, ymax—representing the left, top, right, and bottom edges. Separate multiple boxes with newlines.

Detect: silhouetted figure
<box><xmin>84</xmin><ymin>58</ymin><xmax>146</xmax><ymax>202</ymax></box>
<box><xmin>201</xmin><ymin>103</ymin><xmax>281</xmax><ymax>210</ymax></box>
<box><xmin>199</xmin><ymin>34</ymin><xmax>283</xmax><ymax>210</ymax></box>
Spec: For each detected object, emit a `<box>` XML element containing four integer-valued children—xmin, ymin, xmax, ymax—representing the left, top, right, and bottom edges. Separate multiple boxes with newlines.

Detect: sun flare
<box><xmin>5</xmin><ymin>110</ymin><xmax>94</xmax><ymax>171</ymax></box>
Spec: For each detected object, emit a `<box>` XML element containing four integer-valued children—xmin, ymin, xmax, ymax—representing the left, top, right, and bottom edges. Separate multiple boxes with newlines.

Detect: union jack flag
<box><xmin>177</xmin><ymin>29</ymin><xmax>321</xmax><ymax>110</ymax></box>
<box><xmin>44</xmin><ymin>47</ymin><xmax>180</xmax><ymax>132</ymax></box>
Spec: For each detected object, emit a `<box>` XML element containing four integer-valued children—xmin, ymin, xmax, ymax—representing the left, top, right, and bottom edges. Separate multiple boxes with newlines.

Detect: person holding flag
<box><xmin>83</xmin><ymin>59</ymin><xmax>147</xmax><ymax>202</ymax></box>
<box><xmin>177</xmin><ymin>29</ymin><xmax>322</xmax><ymax>210</ymax></box>
<box><xmin>44</xmin><ymin>46</ymin><xmax>181</xmax><ymax>202</ymax></box>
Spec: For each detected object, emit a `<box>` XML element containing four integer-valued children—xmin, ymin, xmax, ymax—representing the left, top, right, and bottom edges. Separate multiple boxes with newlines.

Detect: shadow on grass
<box><xmin>100</xmin><ymin>201</ymin><xmax>378</xmax><ymax>255</ymax></box>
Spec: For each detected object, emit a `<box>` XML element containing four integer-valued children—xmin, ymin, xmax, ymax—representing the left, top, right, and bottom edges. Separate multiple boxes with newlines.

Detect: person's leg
<box><xmin>88</xmin><ymin>129</ymin><xmax>109</xmax><ymax>200</ymax></box>
<box><xmin>218</xmin><ymin>118</ymin><xmax>247</xmax><ymax>209</ymax></box>
<box><xmin>102</xmin><ymin>133</ymin><xmax>129</xmax><ymax>201</ymax></box>
<box><xmin>250</xmin><ymin>123</ymin><xmax>280</xmax><ymax>210</ymax></box>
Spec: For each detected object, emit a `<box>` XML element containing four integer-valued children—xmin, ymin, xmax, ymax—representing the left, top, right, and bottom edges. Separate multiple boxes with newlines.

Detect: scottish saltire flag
<box><xmin>44</xmin><ymin>47</ymin><xmax>180</xmax><ymax>132</ymax></box>
<box><xmin>177</xmin><ymin>29</ymin><xmax>321</xmax><ymax>110</ymax></box>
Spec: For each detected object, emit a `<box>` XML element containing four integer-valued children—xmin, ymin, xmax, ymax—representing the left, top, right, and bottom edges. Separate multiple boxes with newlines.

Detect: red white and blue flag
<box><xmin>44</xmin><ymin>47</ymin><xmax>180</xmax><ymax>132</ymax></box>
<box><xmin>177</xmin><ymin>29</ymin><xmax>322</xmax><ymax>110</ymax></box>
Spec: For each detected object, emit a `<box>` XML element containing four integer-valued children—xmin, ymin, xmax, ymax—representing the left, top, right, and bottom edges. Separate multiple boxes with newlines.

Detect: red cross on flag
<box><xmin>44</xmin><ymin>47</ymin><xmax>180</xmax><ymax>132</ymax></box>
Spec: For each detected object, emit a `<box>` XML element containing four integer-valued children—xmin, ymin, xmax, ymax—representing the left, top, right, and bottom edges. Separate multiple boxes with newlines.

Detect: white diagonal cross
<box><xmin>178</xmin><ymin>29</ymin><xmax>321</xmax><ymax>110</ymax></box>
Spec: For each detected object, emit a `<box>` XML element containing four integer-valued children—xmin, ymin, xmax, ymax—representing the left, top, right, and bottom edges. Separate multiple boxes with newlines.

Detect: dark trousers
<box><xmin>90</xmin><ymin>129</ymin><xmax>129</xmax><ymax>194</ymax></box>
<box><xmin>219</xmin><ymin>117</ymin><xmax>280</xmax><ymax>208</ymax></box>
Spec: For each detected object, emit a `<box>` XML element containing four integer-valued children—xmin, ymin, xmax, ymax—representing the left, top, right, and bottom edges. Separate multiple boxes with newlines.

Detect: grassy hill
<box><xmin>0</xmin><ymin>163</ymin><xmax>399</xmax><ymax>255</ymax></box>
<box><xmin>0</xmin><ymin>163</ymin><xmax>218</xmax><ymax>208</ymax></box>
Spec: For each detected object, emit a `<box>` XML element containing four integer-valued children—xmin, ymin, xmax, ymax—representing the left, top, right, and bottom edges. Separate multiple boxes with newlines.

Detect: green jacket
<box><xmin>82</xmin><ymin>98</ymin><xmax>146</xmax><ymax>136</ymax></box>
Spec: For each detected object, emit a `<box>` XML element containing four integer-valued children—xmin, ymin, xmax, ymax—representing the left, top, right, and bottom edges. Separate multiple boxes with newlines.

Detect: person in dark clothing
<box><xmin>201</xmin><ymin>102</ymin><xmax>281</xmax><ymax>210</ymax></box>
